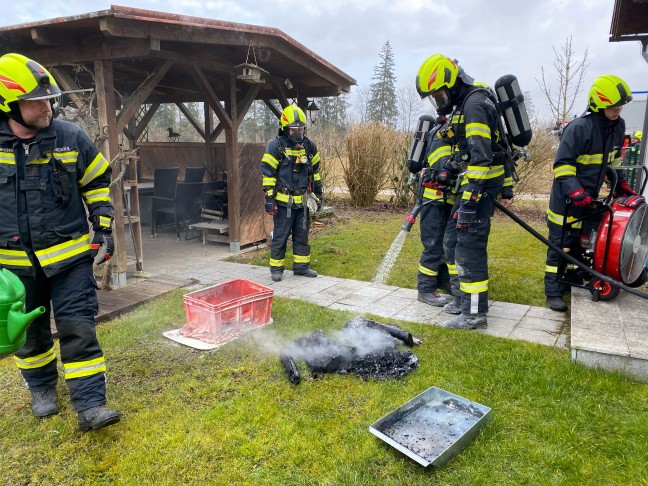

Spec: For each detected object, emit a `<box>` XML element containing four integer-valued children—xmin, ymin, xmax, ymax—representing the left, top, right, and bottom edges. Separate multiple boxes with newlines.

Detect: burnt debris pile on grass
<box><xmin>279</xmin><ymin>317</ymin><xmax>421</xmax><ymax>385</ymax></box>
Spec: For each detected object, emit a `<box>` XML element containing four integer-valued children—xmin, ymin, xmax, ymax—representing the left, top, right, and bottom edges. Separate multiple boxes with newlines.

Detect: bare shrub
<box><xmin>340</xmin><ymin>122</ymin><xmax>401</xmax><ymax>207</ymax></box>
<box><xmin>514</xmin><ymin>119</ymin><xmax>557</xmax><ymax>196</ymax></box>
<box><xmin>388</xmin><ymin>132</ymin><xmax>417</xmax><ymax>208</ymax></box>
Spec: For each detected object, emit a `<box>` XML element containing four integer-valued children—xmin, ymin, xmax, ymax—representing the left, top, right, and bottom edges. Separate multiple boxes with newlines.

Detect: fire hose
<box><xmin>492</xmin><ymin>198</ymin><xmax>648</xmax><ymax>301</ymax></box>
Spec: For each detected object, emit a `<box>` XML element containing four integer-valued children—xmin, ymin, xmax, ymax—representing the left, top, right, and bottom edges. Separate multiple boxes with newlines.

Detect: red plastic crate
<box><xmin>181</xmin><ymin>279</ymin><xmax>273</xmax><ymax>344</ymax></box>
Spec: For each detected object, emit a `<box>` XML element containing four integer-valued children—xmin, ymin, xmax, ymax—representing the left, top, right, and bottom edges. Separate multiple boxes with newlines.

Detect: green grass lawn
<box><xmin>1</xmin><ymin>292</ymin><xmax>646</xmax><ymax>484</ymax></box>
<box><xmin>231</xmin><ymin>202</ymin><xmax>549</xmax><ymax>307</ymax></box>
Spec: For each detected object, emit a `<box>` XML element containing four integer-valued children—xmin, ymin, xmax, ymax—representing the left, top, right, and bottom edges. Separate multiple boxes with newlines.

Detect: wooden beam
<box><xmin>263</xmin><ymin>99</ymin><xmax>282</xmax><ymax>118</ymax></box>
<box><xmin>210</xmin><ymin>123</ymin><xmax>225</xmax><ymax>143</ymax></box>
<box><xmin>133</xmin><ymin>103</ymin><xmax>160</xmax><ymax>141</ymax></box>
<box><xmin>24</xmin><ymin>38</ymin><xmax>160</xmax><ymax>65</ymax></box>
<box><xmin>152</xmin><ymin>50</ymin><xmax>232</xmax><ymax>74</ymax></box>
<box><xmin>31</xmin><ymin>28</ymin><xmax>69</xmax><ymax>46</ymax></box>
<box><xmin>49</xmin><ymin>67</ymin><xmax>86</xmax><ymax>110</ymax></box>
<box><xmin>269</xmin><ymin>77</ymin><xmax>290</xmax><ymax>108</ymax></box>
<box><xmin>176</xmin><ymin>102</ymin><xmax>206</xmax><ymax>140</ymax></box>
<box><xmin>116</xmin><ymin>60</ymin><xmax>173</xmax><ymax>132</ymax></box>
<box><xmin>225</xmin><ymin>71</ymin><xmax>240</xmax><ymax>247</ymax></box>
<box><xmin>193</xmin><ymin>65</ymin><xmax>232</xmax><ymax>129</ymax></box>
<box><xmin>95</xmin><ymin>60</ymin><xmax>127</xmax><ymax>279</ymax></box>
<box><xmin>204</xmin><ymin>103</ymin><xmax>213</xmax><ymax>173</ymax></box>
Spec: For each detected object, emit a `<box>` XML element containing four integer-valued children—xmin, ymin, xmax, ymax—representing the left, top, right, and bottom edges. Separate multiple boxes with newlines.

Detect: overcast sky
<box><xmin>1</xmin><ymin>0</ymin><xmax>646</xmax><ymax>123</ymax></box>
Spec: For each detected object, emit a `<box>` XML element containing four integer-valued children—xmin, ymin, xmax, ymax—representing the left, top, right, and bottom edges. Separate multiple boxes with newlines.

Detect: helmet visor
<box><xmin>427</xmin><ymin>88</ymin><xmax>451</xmax><ymax>114</ymax></box>
<box><xmin>18</xmin><ymin>83</ymin><xmax>61</xmax><ymax>102</ymax></box>
<box><xmin>287</xmin><ymin>126</ymin><xmax>305</xmax><ymax>143</ymax></box>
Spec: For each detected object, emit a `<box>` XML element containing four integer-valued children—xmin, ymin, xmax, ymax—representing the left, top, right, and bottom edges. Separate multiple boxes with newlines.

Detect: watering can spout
<box><xmin>7</xmin><ymin>302</ymin><xmax>46</xmax><ymax>344</ymax></box>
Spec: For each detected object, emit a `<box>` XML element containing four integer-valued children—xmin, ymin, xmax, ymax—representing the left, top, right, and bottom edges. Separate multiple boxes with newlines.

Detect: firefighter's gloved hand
<box><xmin>316</xmin><ymin>194</ymin><xmax>323</xmax><ymax>211</ymax></box>
<box><xmin>265</xmin><ymin>197</ymin><xmax>277</xmax><ymax>215</ymax></box>
<box><xmin>90</xmin><ymin>230</ymin><xmax>114</xmax><ymax>262</ymax></box>
<box><xmin>456</xmin><ymin>201</ymin><xmax>478</xmax><ymax>229</ymax></box>
<box><xmin>614</xmin><ymin>180</ymin><xmax>638</xmax><ymax>197</ymax></box>
<box><xmin>568</xmin><ymin>188</ymin><xmax>592</xmax><ymax>207</ymax></box>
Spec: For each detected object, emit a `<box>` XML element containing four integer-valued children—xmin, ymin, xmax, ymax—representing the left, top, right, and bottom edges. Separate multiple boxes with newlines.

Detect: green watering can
<box><xmin>0</xmin><ymin>268</ymin><xmax>46</xmax><ymax>356</ymax></box>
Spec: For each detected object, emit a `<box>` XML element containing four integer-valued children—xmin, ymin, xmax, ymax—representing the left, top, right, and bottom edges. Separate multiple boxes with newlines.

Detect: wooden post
<box><xmin>225</xmin><ymin>72</ymin><xmax>240</xmax><ymax>252</ymax></box>
<box><xmin>204</xmin><ymin>103</ymin><xmax>214</xmax><ymax>177</ymax></box>
<box><xmin>94</xmin><ymin>60</ymin><xmax>127</xmax><ymax>287</ymax></box>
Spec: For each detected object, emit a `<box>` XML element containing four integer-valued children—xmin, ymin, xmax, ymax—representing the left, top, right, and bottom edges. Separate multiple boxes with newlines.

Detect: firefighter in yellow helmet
<box><xmin>415</xmin><ymin>54</ymin><xmax>511</xmax><ymax>330</ymax></box>
<box><xmin>260</xmin><ymin>104</ymin><xmax>323</xmax><ymax>281</ymax></box>
<box><xmin>0</xmin><ymin>53</ymin><xmax>119</xmax><ymax>430</ymax></box>
<box><xmin>545</xmin><ymin>75</ymin><xmax>634</xmax><ymax>312</ymax></box>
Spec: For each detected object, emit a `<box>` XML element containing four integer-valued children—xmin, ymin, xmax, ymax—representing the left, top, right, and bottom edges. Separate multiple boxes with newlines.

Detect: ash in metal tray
<box><xmin>279</xmin><ymin>317</ymin><xmax>421</xmax><ymax>384</ymax></box>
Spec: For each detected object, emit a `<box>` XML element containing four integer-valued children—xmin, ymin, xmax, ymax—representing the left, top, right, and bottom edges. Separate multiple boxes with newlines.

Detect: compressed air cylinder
<box><xmin>406</xmin><ymin>114</ymin><xmax>436</xmax><ymax>173</ymax></box>
<box><xmin>494</xmin><ymin>75</ymin><xmax>532</xmax><ymax>147</ymax></box>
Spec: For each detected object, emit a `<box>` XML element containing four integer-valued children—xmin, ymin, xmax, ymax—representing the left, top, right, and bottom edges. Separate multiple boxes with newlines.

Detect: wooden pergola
<box><xmin>0</xmin><ymin>5</ymin><xmax>355</xmax><ymax>286</ymax></box>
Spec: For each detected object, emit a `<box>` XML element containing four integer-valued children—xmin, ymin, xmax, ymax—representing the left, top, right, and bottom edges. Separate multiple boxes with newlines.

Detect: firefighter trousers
<box><xmin>544</xmin><ymin>224</ymin><xmax>581</xmax><ymax>297</ymax></box>
<box><xmin>270</xmin><ymin>205</ymin><xmax>311</xmax><ymax>274</ymax></box>
<box><xmin>13</xmin><ymin>259</ymin><xmax>108</xmax><ymax>412</ymax></box>
<box><xmin>418</xmin><ymin>201</ymin><xmax>451</xmax><ymax>293</ymax></box>
<box><xmin>453</xmin><ymin>186</ymin><xmax>500</xmax><ymax>316</ymax></box>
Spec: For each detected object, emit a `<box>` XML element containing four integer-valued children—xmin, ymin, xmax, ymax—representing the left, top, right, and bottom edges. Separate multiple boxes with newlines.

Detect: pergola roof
<box><xmin>610</xmin><ymin>0</ymin><xmax>648</xmax><ymax>42</ymax></box>
<box><xmin>0</xmin><ymin>4</ymin><xmax>356</xmax><ymax>103</ymax></box>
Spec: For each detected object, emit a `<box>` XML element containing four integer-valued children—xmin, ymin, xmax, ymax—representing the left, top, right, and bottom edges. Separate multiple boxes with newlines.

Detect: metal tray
<box><xmin>369</xmin><ymin>386</ymin><xmax>492</xmax><ymax>467</ymax></box>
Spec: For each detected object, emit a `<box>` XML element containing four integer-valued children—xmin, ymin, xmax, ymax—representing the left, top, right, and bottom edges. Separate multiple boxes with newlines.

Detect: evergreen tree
<box><xmin>367</xmin><ymin>41</ymin><xmax>397</xmax><ymax>126</ymax></box>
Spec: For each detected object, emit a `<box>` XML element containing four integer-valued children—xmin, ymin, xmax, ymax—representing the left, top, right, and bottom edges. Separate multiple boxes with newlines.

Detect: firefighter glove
<box><xmin>316</xmin><ymin>194</ymin><xmax>323</xmax><ymax>211</ymax></box>
<box><xmin>501</xmin><ymin>185</ymin><xmax>514</xmax><ymax>200</ymax></box>
<box><xmin>265</xmin><ymin>196</ymin><xmax>277</xmax><ymax>215</ymax></box>
<box><xmin>456</xmin><ymin>201</ymin><xmax>478</xmax><ymax>229</ymax></box>
<box><xmin>614</xmin><ymin>180</ymin><xmax>638</xmax><ymax>198</ymax></box>
<box><xmin>568</xmin><ymin>188</ymin><xmax>592</xmax><ymax>207</ymax></box>
<box><xmin>90</xmin><ymin>230</ymin><xmax>114</xmax><ymax>262</ymax></box>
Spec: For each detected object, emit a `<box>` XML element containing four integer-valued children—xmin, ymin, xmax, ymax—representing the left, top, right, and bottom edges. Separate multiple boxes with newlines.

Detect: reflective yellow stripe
<box><xmin>575</xmin><ymin>153</ymin><xmax>602</xmax><ymax>165</ymax></box>
<box><xmin>275</xmin><ymin>192</ymin><xmax>303</xmax><ymax>204</ymax></box>
<box><xmin>0</xmin><ymin>248</ymin><xmax>32</xmax><ymax>267</ymax></box>
<box><xmin>266</xmin><ymin>189</ymin><xmax>274</xmax><ymax>197</ymax></box>
<box><xmin>447</xmin><ymin>264</ymin><xmax>458</xmax><ymax>275</ymax></box>
<box><xmin>262</xmin><ymin>153</ymin><xmax>279</xmax><ymax>169</ymax></box>
<box><xmin>503</xmin><ymin>177</ymin><xmax>513</xmax><ymax>187</ymax></box>
<box><xmin>462</xmin><ymin>191</ymin><xmax>483</xmax><ymax>202</ymax></box>
<box><xmin>64</xmin><ymin>356</ymin><xmax>106</xmax><ymax>379</ymax></box>
<box><xmin>285</xmin><ymin>148</ymin><xmax>307</xmax><ymax>157</ymax></box>
<box><xmin>269</xmin><ymin>258</ymin><xmax>284</xmax><ymax>267</ymax></box>
<box><xmin>466</xmin><ymin>165</ymin><xmax>504</xmax><ymax>180</ymax></box>
<box><xmin>610</xmin><ymin>156</ymin><xmax>621</xmax><ymax>168</ymax></box>
<box><xmin>546</xmin><ymin>208</ymin><xmax>583</xmax><ymax>229</ymax></box>
<box><xmin>99</xmin><ymin>216</ymin><xmax>112</xmax><ymax>229</ymax></box>
<box><xmin>423</xmin><ymin>188</ymin><xmax>445</xmax><ymax>201</ymax></box>
<box><xmin>465</xmin><ymin>122</ymin><xmax>491</xmax><ymax>139</ymax></box>
<box><xmin>0</xmin><ymin>152</ymin><xmax>15</xmax><ymax>164</ymax></box>
<box><xmin>553</xmin><ymin>165</ymin><xmax>576</xmax><ymax>178</ymax></box>
<box><xmin>545</xmin><ymin>265</ymin><xmax>558</xmax><ymax>274</ymax></box>
<box><xmin>29</xmin><ymin>158</ymin><xmax>50</xmax><ymax>165</ymax></box>
<box><xmin>451</xmin><ymin>114</ymin><xmax>464</xmax><ymax>124</ymax></box>
<box><xmin>82</xmin><ymin>187</ymin><xmax>111</xmax><ymax>205</ymax></box>
<box><xmin>418</xmin><ymin>264</ymin><xmax>438</xmax><ymax>276</ymax></box>
<box><xmin>293</xmin><ymin>254</ymin><xmax>310</xmax><ymax>263</ymax></box>
<box><xmin>313</xmin><ymin>173</ymin><xmax>321</xmax><ymax>181</ymax></box>
<box><xmin>427</xmin><ymin>145</ymin><xmax>452</xmax><ymax>166</ymax></box>
<box><xmin>312</xmin><ymin>153</ymin><xmax>321</xmax><ymax>164</ymax></box>
<box><xmin>80</xmin><ymin>153</ymin><xmax>109</xmax><ymax>186</ymax></box>
<box><xmin>262</xmin><ymin>177</ymin><xmax>276</xmax><ymax>187</ymax></box>
<box><xmin>35</xmin><ymin>234</ymin><xmax>91</xmax><ymax>267</ymax></box>
<box><xmin>54</xmin><ymin>150</ymin><xmax>78</xmax><ymax>163</ymax></box>
<box><xmin>460</xmin><ymin>280</ymin><xmax>488</xmax><ymax>293</ymax></box>
<box><xmin>14</xmin><ymin>347</ymin><xmax>56</xmax><ymax>369</ymax></box>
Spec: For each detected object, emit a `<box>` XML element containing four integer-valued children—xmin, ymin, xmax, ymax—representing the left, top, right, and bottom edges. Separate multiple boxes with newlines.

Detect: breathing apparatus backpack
<box><xmin>406</xmin><ymin>114</ymin><xmax>438</xmax><ymax>174</ymax></box>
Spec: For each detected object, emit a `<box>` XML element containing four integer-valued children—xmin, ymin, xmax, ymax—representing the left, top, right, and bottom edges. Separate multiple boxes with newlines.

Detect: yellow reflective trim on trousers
<box><xmin>312</xmin><ymin>153</ymin><xmax>321</xmax><ymax>164</ymax></box>
<box><xmin>0</xmin><ymin>248</ymin><xmax>32</xmax><ymax>267</ymax></box>
<box><xmin>466</xmin><ymin>165</ymin><xmax>504</xmax><ymax>180</ymax></box>
<box><xmin>64</xmin><ymin>356</ymin><xmax>106</xmax><ymax>380</ymax></box>
<box><xmin>293</xmin><ymin>254</ymin><xmax>310</xmax><ymax>263</ymax></box>
<box><xmin>546</xmin><ymin>208</ymin><xmax>582</xmax><ymax>228</ymax></box>
<box><xmin>275</xmin><ymin>192</ymin><xmax>303</xmax><ymax>204</ymax></box>
<box><xmin>35</xmin><ymin>234</ymin><xmax>91</xmax><ymax>267</ymax></box>
<box><xmin>262</xmin><ymin>153</ymin><xmax>279</xmax><ymax>169</ymax></box>
<box><xmin>423</xmin><ymin>188</ymin><xmax>444</xmax><ymax>201</ymax></box>
<box><xmin>465</xmin><ymin>123</ymin><xmax>491</xmax><ymax>139</ymax></box>
<box><xmin>14</xmin><ymin>347</ymin><xmax>57</xmax><ymax>369</ymax></box>
<box><xmin>575</xmin><ymin>153</ymin><xmax>602</xmax><ymax>165</ymax></box>
<box><xmin>82</xmin><ymin>187</ymin><xmax>111</xmax><ymax>204</ymax></box>
<box><xmin>418</xmin><ymin>264</ymin><xmax>438</xmax><ymax>276</ymax></box>
<box><xmin>447</xmin><ymin>264</ymin><xmax>458</xmax><ymax>275</ymax></box>
<box><xmin>80</xmin><ymin>153</ymin><xmax>109</xmax><ymax>186</ymax></box>
<box><xmin>427</xmin><ymin>145</ymin><xmax>452</xmax><ymax>165</ymax></box>
<box><xmin>313</xmin><ymin>173</ymin><xmax>321</xmax><ymax>181</ymax></box>
<box><xmin>269</xmin><ymin>258</ymin><xmax>284</xmax><ymax>267</ymax></box>
<box><xmin>460</xmin><ymin>280</ymin><xmax>488</xmax><ymax>293</ymax></box>
<box><xmin>545</xmin><ymin>265</ymin><xmax>558</xmax><ymax>274</ymax></box>
<box><xmin>553</xmin><ymin>165</ymin><xmax>576</xmax><ymax>178</ymax></box>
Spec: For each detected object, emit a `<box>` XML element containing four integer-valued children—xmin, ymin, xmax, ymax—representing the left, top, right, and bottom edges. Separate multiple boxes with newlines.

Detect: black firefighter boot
<box><xmin>294</xmin><ymin>267</ymin><xmax>318</xmax><ymax>278</ymax></box>
<box><xmin>271</xmin><ymin>270</ymin><xmax>283</xmax><ymax>282</ymax></box>
<box><xmin>31</xmin><ymin>388</ymin><xmax>59</xmax><ymax>418</ymax></box>
<box><xmin>546</xmin><ymin>296</ymin><xmax>568</xmax><ymax>312</ymax></box>
<box><xmin>78</xmin><ymin>406</ymin><xmax>121</xmax><ymax>432</ymax></box>
<box><xmin>417</xmin><ymin>291</ymin><xmax>448</xmax><ymax>307</ymax></box>
<box><xmin>443</xmin><ymin>313</ymin><xmax>488</xmax><ymax>330</ymax></box>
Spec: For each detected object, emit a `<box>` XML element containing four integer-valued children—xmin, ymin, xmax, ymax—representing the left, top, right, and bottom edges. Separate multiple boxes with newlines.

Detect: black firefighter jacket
<box><xmin>547</xmin><ymin>111</ymin><xmax>626</xmax><ymax>230</ymax></box>
<box><xmin>0</xmin><ymin>118</ymin><xmax>113</xmax><ymax>277</ymax></box>
<box><xmin>261</xmin><ymin>134</ymin><xmax>322</xmax><ymax>208</ymax></box>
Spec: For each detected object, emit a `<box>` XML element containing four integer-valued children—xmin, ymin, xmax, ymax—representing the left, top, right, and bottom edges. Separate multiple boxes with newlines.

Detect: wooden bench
<box><xmin>188</xmin><ymin>220</ymin><xmax>229</xmax><ymax>245</ymax></box>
